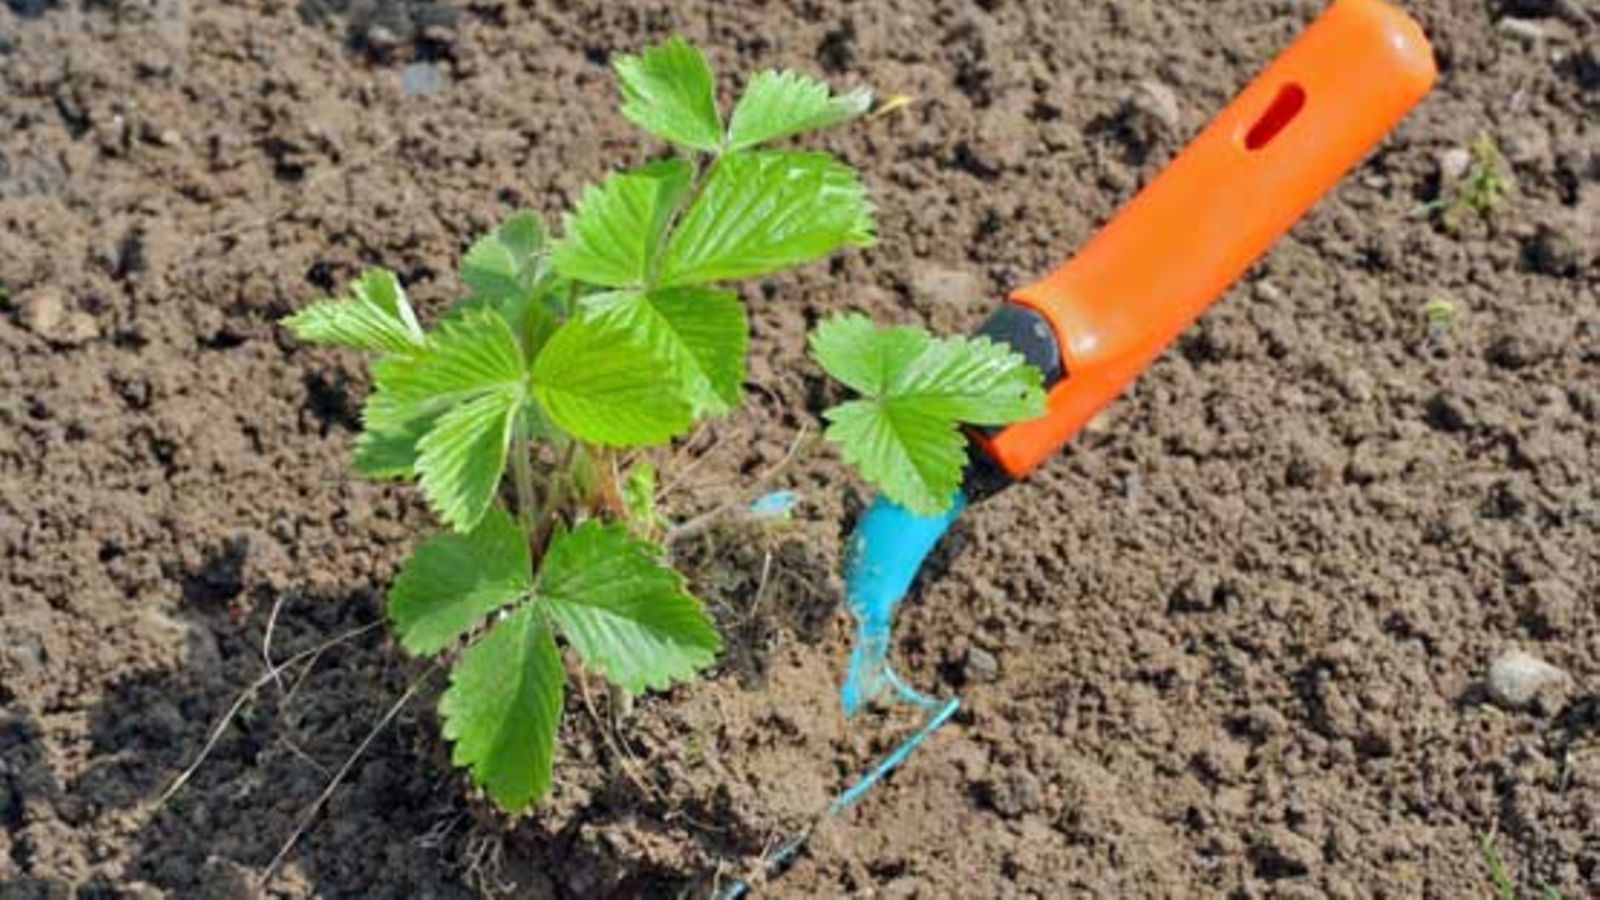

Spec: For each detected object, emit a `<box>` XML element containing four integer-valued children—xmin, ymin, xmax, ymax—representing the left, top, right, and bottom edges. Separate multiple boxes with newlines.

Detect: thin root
<box><xmin>575</xmin><ymin>668</ymin><xmax>662</xmax><ymax>802</ymax></box>
<box><xmin>258</xmin><ymin>663</ymin><xmax>438</xmax><ymax>887</ymax></box>
<box><xmin>156</xmin><ymin>621</ymin><xmax>381</xmax><ymax>808</ymax></box>
<box><xmin>462</xmin><ymin>827</ymin><xmax>516</xmax><ymax>898</ymax></box>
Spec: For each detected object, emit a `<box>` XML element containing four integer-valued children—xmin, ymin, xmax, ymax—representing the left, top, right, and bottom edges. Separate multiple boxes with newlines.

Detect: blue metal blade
<box><xmin>840</xmin><ymin>491</ymin><xmax>967</xmax><ymax>715</ymax></box>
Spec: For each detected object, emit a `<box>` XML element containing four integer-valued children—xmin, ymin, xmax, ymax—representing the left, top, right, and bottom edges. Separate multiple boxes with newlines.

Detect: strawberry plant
<box><xmin>809</xmin><ymin>314</ymin><xmax>1046</xmax><ymax>514</ymax></box>
<box><xmin>282</xmin><ymin>37</ymin><xmax>874</xmax><ymax>812</ymax></box>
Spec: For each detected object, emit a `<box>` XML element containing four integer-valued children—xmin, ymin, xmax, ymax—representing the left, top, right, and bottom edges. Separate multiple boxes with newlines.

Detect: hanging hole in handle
<box><xmin>1244</xmin><ymin>83</ymin><xmax>1305</xmax><ymax>150</ymax></box>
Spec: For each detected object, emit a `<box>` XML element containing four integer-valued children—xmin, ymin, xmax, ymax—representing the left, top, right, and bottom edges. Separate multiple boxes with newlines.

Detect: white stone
<box><xmin>1487</xmin><ymin>650</ymin><xmax>1569</xmax><ymax>709</ymax></box>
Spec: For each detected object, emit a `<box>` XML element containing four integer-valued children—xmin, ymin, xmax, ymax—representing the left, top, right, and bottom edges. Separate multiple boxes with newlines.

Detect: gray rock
<box><xmin>1487</xmin><ymin>650</ymin><xmax>1570</xmax><ymax>710</ymax></box>
<box><xmin>1128</xmin><ymin>79</ymin><xmax>1180</xmax><ymax>134</ymax></box>
<box><xmin>402</xmin><ymin>62</ymin><xmax>447</xmax><ymax>97</ymax></box>
<box><xmin>420</xmin><ymin>24</ymin><xmax>457</xmax><ymax>45</ymax></box>
<box><xmin>964</xmin><ymin>645</ymin><xmax>999</xmax><ymax>683</ymax></box>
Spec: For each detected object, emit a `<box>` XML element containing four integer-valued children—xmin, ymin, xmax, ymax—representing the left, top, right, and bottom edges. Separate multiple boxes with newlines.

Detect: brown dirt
<box><xmin>1</xmin><ymin>0</ymin><xmax>1595</xmax><ymax>897</ymax></box>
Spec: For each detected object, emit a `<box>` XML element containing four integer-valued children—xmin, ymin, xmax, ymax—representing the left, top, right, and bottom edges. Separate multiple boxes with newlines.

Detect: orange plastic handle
<box><xmin>978</xmin><ymin>0</ymin><xmax>1435</xmax><ymax>478</ymax></box>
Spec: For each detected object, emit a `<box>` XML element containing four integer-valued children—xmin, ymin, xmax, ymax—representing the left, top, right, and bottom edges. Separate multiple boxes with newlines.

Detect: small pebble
<box><xmin>364</xmin><ymin>24</ymin><xmax>400</xmax><ymax>51</ymax></box>
<box><xmin>964</xmin><ymin>646</ymin><xmax>999</xmax><ymax>683</ymax></box>
<box><xmin>402</xmin><ymin>61</ymin><xmax>447</xmax><ymax>97</ymax></box>
<box><xmin>1437</xmin><ymin>147</ymin><xmax>1472</xmax><ymax>182</ymax></box>
<box><xmin>1487</xmin><ymin>650</ymin><xmax>1569</xmax><ymax>710</ymax></box>
<box><xmin>1252</xmin><ymin>280</ymin><xmax>1284</xmax><ymax>303</ymax></box>
<box><xmin>17</xmin><ymin>289</ymin><xmax>64</xmax><ymax>334</ymax></box>
<box><xmin>16</xmin><ymin>290</ymin><xmax>97</xmax><ymax>347</ymax></box>
<box><xmin>1128</xmin><ymin>79</ymin><xmax>1180</xmax><ymax>134</ymax></box>
<box><xmin>420</xmin><ymin>23</ymin><xmax>457</xmax><ymax>45</ymax></box>
<box><xmin>1496</xmin><ymin>17</ymin><xmax>1547</xmax><ymax>45</ymax></box>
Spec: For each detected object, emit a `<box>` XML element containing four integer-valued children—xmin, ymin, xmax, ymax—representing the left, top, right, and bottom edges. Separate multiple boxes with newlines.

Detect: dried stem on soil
<box><xmin>261</xmin><ymin>591</ymin><xmax>289</xmax><ymax>692</ymax></box>
<box><xmin>665</xmin><ymin>423</ymin><xmax>812</xmax><ymax>546</ymax></box>
<box><xmin>157</xmin><ymin>620</ymin><xmax>382</xmax><ymax>807</ymax></box>
<box><xmin>259</xmin><ymin>663</ymin><xmax>440</xmax><ymax>886</ymax></box>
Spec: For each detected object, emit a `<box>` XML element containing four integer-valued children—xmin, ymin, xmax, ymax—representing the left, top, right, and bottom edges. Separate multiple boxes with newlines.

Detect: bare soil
<box><xmin>1</xmin><ymin>0</ymin><xmax>1595</xmax><ymax>897</ymax></box>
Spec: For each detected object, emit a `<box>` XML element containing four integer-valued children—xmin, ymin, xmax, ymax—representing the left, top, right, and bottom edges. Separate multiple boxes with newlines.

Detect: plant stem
<box><xmin>529</xmin><ymin>440</ymin><xmax>578</xmax><ymax>553</ymax></box>
<box><xmin>511</xmin><ymin>435</ymin><xmax>538</xmax><ymax>533</ymax></box>
<box><xmin>593</xmin><ymin>446</ymin><xmax>628</xmax><ymax>517</ymax></box>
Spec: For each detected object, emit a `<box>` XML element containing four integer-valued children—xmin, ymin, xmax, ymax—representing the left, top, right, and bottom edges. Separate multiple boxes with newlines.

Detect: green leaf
<box><xmin>366</xmin><ymin>308</ymin><xmax>528</xmax><ymax>530</ymax></box>
<box><xmin>824</xmin><ymin>399</ymin><xmax>968</xmax><ymax>515</ymax></box>
<box><xmin>453</xmin><ymin>213</ymin><xmax>565</xmax><ymax>357</ymax></box>
<box><xmin>388</xmin><ymin>507</ymin><xmax>531</xmax><ymax>656</ymax></box>
<box><xmin>583</xmin><ymin>287</ymin><xmax>746</xmax><ymax>415</ymax></box>
<box><xmin>659</xmin><ymin>151</ymin><xmax>874</xmax><ymax>287</ymax></box>
<box><xmin>414</xmin><ymin>389</ymin><xmax>521</xmax><ymax>533</ymax></box>
<box><xmin>613</xmin><ymin>37</ymin><xmax>723</xmax><ymax>152</ymax></box>
<box><xmin>439</xmin><ymin>604</ymin><xmax>564</xmax><ymax>812</ymax></box>
<box><xmin>540</xmin><ymin>521</ymin><xmax>720</xmax><ymax>693</ymax></box>
<box><xmin>497</xmin><ymin>287</ymin><xmax>566</xmax><ymax>360</ymax></box>
<box><xmin>810</xmin><ymin>314</ymin><xmax>1046</xmax><ymax>514</ymax></box>
<box><xmin>281</xmin><ymin>268</ymin><xmax>425</xmax><ymax>354</ymax></box>
<box><xmin>366</xmin><ymin>309</ymin><xmax>525</xmax><ymax>431</ymax></box>
<box><xmin>807</xmin><ymin>314</ymin><xmax>928</xmax><ymax>396</ymax></box>
<box><xmin>530</xmin><ymin>315</ymin><xmax>692</xmax><ymax>447</ymax></box>
<box><xmin>462</xmin><ymin>212</ymin><xmax>548</xmax><ymax>301</ymax></box>
<box><xmin>727</xmin><ymin>70</ymin><xmax>872</xmax><ymax>151</ymax></box>
<box><xmin>352</xmin><ymin>415</ymin><xmax>437</xmax><ymax>480</ymax></box>
<box><xmin>551</xmin><ymin>159</ymin><xmax>693</xmax><ymax>288</ymax></box>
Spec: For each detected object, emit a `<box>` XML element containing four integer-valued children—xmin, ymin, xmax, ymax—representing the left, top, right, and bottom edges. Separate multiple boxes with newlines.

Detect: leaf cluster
<box><xmin>809</xmin><ymin>314</ymin><xmax>1046</xmax><ymax>514</ymax></box>
<box><xmin>282</xmin><ymin>38</ymin><xmax>876</xmax><ymax>811</ymax></box>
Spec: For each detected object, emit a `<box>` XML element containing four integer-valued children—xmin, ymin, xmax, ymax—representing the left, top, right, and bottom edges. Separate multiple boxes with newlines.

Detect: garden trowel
<box><xmin>718</xmin><ymin>1</ymin><xmax>1436</xmax><ymax>894</ymax></box>
<box><xmin>842</xmin><ymin>0</ymin><xmax>1437</xmax><ymax>717</ymax></box>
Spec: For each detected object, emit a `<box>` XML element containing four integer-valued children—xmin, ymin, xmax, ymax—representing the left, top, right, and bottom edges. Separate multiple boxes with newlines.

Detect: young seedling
<box><xmin>1480</xmin><ymin>831</ymin><xmax>1567</xmax><ymax>900</ymax></box>
<box><xmin>808</xmin><ymin>313</ymin><xmax>1046</xmax><ymax>514</ymax></box>
<box><xmin>1423</xmin><ymin>294</ymin><xmax>1458</xmax><ymax>347</ymax></box>
<box><xmin>1422</xmin><ymin>132</ymin><xmax>1513</xmax><ymax>232</ymax></box>
<box><xmin>282</xmin><ymin>37</ymin><xmax>876</xmax><ymax>812</ymax></box>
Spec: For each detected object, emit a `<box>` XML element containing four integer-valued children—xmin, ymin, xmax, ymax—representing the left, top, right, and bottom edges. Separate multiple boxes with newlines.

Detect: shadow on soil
<box><xmin>35</xmin><ymin>518</ymin><xmax>840</xmax><ymax>898</ymax></box>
